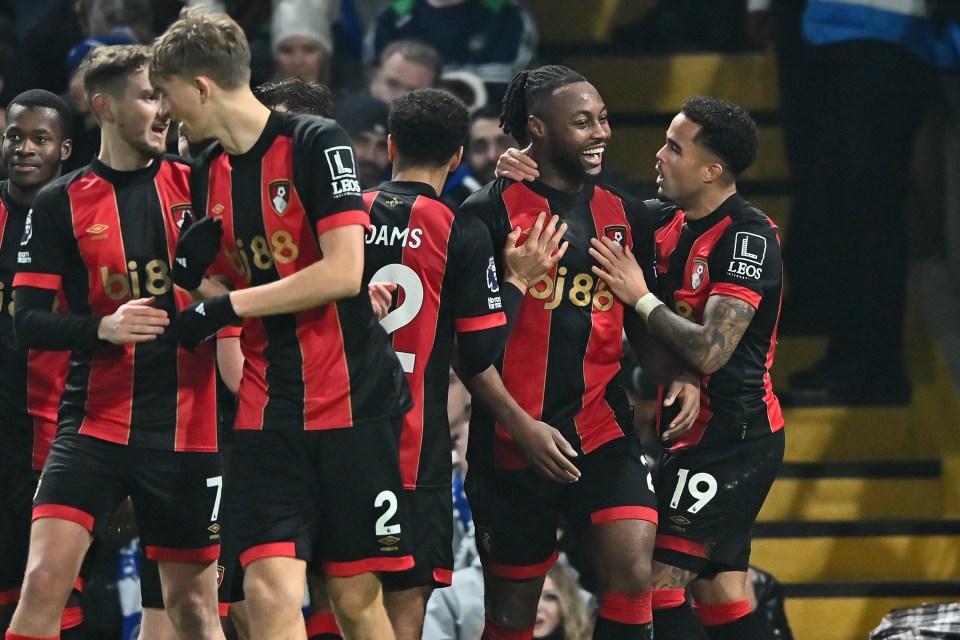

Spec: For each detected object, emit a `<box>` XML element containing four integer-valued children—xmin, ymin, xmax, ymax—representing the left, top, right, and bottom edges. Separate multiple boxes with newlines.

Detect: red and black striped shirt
<box><xmin>194</xmin><ymin>110</ymin><xmax>410</xmax><ymax>431</ymax></box>
<box><xmin>0</xmin><ymin>182</ymin><xmax>68</xmax><ymax>469</ymax></box>
<box><xmin>462</xmin><ymin>178</ymin><xmax>657</xmax><ymax>470</ymax></box>
<box><xmin>14</xmin><ymin>158</ymin><xmax>218</xmax><ymax>452</ymax></box>
<box><xmin>364</xmin><ymin>181</ymin><xmax>506</xmax><ymax>488</ymax></box>
<box><xmin>649</xmin><ymin>193</ymin><xmax>784</xmax><ymax>450</ymax></box>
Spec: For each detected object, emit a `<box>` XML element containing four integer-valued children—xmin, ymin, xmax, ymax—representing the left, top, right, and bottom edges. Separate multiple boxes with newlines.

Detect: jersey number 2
<box><xmin>371</xmin><ymin>263</ymin><xmax>424</xmax><ymax>374</ymax></box>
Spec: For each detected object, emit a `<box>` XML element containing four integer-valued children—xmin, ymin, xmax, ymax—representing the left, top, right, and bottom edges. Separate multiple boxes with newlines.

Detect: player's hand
<box><xmin>504</xmin><ymin>212</ymin><xmax>569</xmax><ymax>290</ymax></box>
<box><xmin>495</xmin><ymin>145</ymin><xmax>539</xmax><ymax>182</ymax></box>
<box><xmin>98</xmin><ymin>297</ymin><xmax>170</xmax><ymax>345</ymax></box>
<box><xmin>173</xmin><ymin>216</ymin><xmax>223</xmax><ymax>290</ymax></box>
<box><xmin>512</xmin><ymin>417</ymin><xmax>581</xmax><ymax>483</ymax></box>
<box><xmin>589</xmin><ymin>236</ymin><xmax>651</xmax><ymax>306</ymax></box>
<box><xmin>660</xmin><ymin>373</ymin><xmax>700</xmax><ymax>441</ymax></box>
<box><xmin>172</xmin><ymin>293</ymin><xmax>239</xmax><ymax>352</ymax></box>
<box><xmin>368</xmin><ymin>282</ymin><xmax>397</xmax><ymax>320</ymax></box>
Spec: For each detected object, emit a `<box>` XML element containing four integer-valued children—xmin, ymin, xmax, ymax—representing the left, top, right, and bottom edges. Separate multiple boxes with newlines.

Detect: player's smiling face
<box><xmin>538</xmin><ymin>81</ymin><xmax>609</xmax><ymax>186</ymax></box>
<box><xmin>114</xmin><ymin>67</ymin><xmax>170</xmax><ymax>159</ymax></box>
<box><xmin>2</xmin><ymin>105</ymin><xmax>69</xmax><ymax>194</ymax></box>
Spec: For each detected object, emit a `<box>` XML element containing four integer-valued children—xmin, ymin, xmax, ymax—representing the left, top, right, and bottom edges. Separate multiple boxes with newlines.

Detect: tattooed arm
<box><xmin>645</xmin><ymin>294</ymin><xmax>755</xmax><ymax>374</ymax></box>
<box><xmin>590</xmin><ymin>234</ymin><xmax>756</xmax><ymax>375</ymax></box>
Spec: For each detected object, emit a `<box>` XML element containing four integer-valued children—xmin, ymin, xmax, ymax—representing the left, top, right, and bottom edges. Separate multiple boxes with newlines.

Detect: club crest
<box><xmin>171</xmin><ymin>204</ymin><xmax>193</xmax><ymax>229</ymax></box>
<box><xmin>269</xmin><ymin>180</ymin><xmax>291</xmax><ymax>215</ymax></box>
<box><xmin>603</xmin><ymin>225</ymin><xmax>627</xmax><ymax>248</ymax></box>
<box><xmin>691</xmin><ymin>257</ymin><xmax>708</xmax><ymax>290</ymax></box>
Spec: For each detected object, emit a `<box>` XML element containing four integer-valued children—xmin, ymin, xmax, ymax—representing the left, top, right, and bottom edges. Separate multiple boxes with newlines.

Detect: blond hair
<box><xmin>151</xmin><ymin>8</ymin><xmax>251</xmax><ymax>90</ymax></box>
<box><xmin>546</xmin><ymin>562</ymin><xmax>594</xmax><ymax>640</ymax></box>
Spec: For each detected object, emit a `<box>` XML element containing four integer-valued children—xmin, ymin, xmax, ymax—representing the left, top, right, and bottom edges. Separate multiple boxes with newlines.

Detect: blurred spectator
<box><xmin>747</xmin><ymin>565</ymin><xmax>795</xmax><ymax>640</ymax></box>
<box><xmin>438</xmin><ymin>70</ymin><xmax>488</xmax><ymax>114</ymax></box>
<box><xmin>466</xmin><ymin>105</ymin><xmax>513</xmax><ymax>185</ymax></box>
<box><xmin>368</xmin><ymin>39</ymin><xmax>443</xmax><ymax>105</ymax></box>
<box><xmin>423</xmin><ymin>555</ymin><xmax>593</xmax><ymax>640</ymax></box>
<box><xmin>85</xmin><ymin>0</ymin><xmax>154</xmax><ymax>44</ymax></box>
<box><xmin>18</xmin><ymin>0</ymin><xmax>87</xmax><ymax>94</ymax></box>
<box><xmin>0</xmin><ymin>15</ymin><xmax>38</xmax><ymax>110</ymax></box>
<box><xmin>335</xmin><ymin>93</ymin><xmax>390</xmax><ymax>188</ymax></box>
<box><xmin>365</xmin><ymin>0</ymin><xmax>538</xmax><ymax>102</ymax></box>
<box><xmin>783</xmin><ymin>0</ymin><xmax>953</xmax><ymax>406</ymax></box>
<box><xmin>270</xmin><ymin>0</ymin><xmax>336</xmax><ymax>85</ymax></box>
<box><xmin>535</xmin><ymin>563</ymin><xmax>594</xmax><ymax>640</ymax></box>
<box><xmin>441</xmin><ymin>104</ymin><xmax>514</xmax><ymax>207</ymax></box>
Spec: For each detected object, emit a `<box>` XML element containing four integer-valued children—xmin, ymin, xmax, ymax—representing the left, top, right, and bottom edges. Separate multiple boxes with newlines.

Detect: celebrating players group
<box><xmin>0</xmin><ymin>8</ymin><xmax>785</xmax><ymax>640</ymax></box>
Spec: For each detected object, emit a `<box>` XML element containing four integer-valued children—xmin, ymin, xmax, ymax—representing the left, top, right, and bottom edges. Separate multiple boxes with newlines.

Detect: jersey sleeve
<box><xmin>293</xmin><ymin>117</ymin><xmax>369</xmax><ymax>238</ymax></box>
<box><xmin>459</xmin><ymin>182</ymin><xmax>513</xmax><ymax>282</ymax></box>
<box><xmin>708</xmin><ymin>219</ymin><xmax>782</xmax><ymax>309</ymax></box>
<box><xmin>449</xmin><ymin>213</ymin><xmax>507</xmax><ymax>332</ymax></box>
<box><xmin>449</xmin><ymin>213</ymin><xmax>509</xmax><ymax>376</ymax></box>
<box><xmin>14</xmin><ymin>185</ymin><xmax>102</xmax><ymax>350</ymax></box>
<box><xmin>13</xmin><ymin>185</ymin><xmax>70</xmax><ymax>291</ymax></box>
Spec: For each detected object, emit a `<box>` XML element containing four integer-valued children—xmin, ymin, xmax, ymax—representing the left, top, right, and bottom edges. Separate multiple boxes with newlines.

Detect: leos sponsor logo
<box><xmin>325</xmin><ymin>146</ymin><xmax>361</xmax><ymax>198</ymax></box>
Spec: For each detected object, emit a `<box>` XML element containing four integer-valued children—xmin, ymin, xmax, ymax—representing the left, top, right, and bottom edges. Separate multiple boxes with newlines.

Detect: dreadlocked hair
<box><xmin>500</xmin><ymin>65</ymin><xmax>587</xmax><ymax>146</ymax></box>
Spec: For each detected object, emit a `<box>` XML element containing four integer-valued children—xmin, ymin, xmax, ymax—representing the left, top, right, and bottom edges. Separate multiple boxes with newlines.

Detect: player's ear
<box><xmin>195</xmin><ymin>77</ymin><xmax>213</xmax><ymax>103</ymax></box>
<box><xmin>60</xmin><ymin>139</ymin><xmax>73</xmax><ymax>161</ymax></box>
<box><xmin>91</xmin><ymin>93</ymin><xmax>115</xmax><ymax>124</ymax></box>
<box><xmin>702</xmin><ymin>160</ymin><xmax>725</xmax><ymax>185</ymax></box>
<box><xmin>448</xmin><ymin>146</ymin><xmax>463</xmax><ymax>172</ymax></box>
<box><xmin>387</xmin><ymin>135</ymin><xmax>397</xmax><ymax>164</ymax></box>
<box><xmin>528</xmin><ymin>115</ymin><xmax>545</xmax><ymax>142</ymax></box>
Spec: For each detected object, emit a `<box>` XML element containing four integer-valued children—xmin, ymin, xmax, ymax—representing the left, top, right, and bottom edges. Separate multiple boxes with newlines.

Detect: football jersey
<box><xmin>461</xmin><ymin>178</ymin><xmax>656</xmax><ymax>470</ymax></box>
<box><xmin>192</xmin><ymin>110</ymin><xmax>410</xmax><ymax>431</ymax></box>
<box><xmin>649</xmin><ymin>193</ymin><xmax>784</xmax><ymax>449</ymax></box>
<box><xmin>0</xmin><ymin>182</ymin><xmax>68</xmax><ymax>469</ymax></box>
<box><xmin>14</xmin><ymin>158</ymin><xmax>218</xmax><ymax>452</ymax></box>
<box><xmin>364</xmin><ymin>181</ymin><xmax>506</xmax><ymax>488</ymax></box>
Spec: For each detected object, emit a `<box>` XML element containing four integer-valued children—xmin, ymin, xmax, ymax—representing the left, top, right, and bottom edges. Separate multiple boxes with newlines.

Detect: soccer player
<box><xmin>459</xmin><ymin>64</ymin><xmax>699</xmax><ymax>640</ymax></box>
<box><xmin>364</xmin><ymin>87</ymin><xmax>566</xmax><ymax>640</ymax></box>
<box><xmin>500</xmin><ymin>97</ymin><xmax>785</xmax><ymax>639</ymax></box>
<box><xmin>151</xmin><ymin>10</ymin><xmax>414</xmax><ymax>640</ymax></box>
<box><xmin>0</xmin><ymin>90</ymin><xmax>75</xmax><ymax>635</ymax></box>
<box><xmin>9</xmin><ymin>45</ymin><xmax>224</xmax><ymax>640</ymax></box>
<box><xmin>588</xmin><ymin>96</ymin><xmax>784</xmax><ymax>640</ymax></box>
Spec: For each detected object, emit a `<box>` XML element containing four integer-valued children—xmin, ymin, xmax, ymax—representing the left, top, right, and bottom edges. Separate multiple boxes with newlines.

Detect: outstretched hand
<box><xmin>589</xmin><ymin>236</ymin><xmax>651</xmax><ymax>306</ymax></box>
<box><xmin>98</xmin><ymin>297</ymin><xmax>169</xmax><ymax>345</ymax></box>
<box><xmin>504</xmin><ymin>211</ymin><xmax>568</xmax><ymax>290</ymax></box>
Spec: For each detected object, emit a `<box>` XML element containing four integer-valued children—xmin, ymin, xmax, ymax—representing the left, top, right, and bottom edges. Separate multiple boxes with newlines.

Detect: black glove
<box><xmin>172</xmin><ymin>294</ymin><xmax>238</xmax><ymax>351</ymax></box>
<box><xmin>173</xmin><ymin>216</ymin><xmax>223</xmax><ymax>290</ymax></box>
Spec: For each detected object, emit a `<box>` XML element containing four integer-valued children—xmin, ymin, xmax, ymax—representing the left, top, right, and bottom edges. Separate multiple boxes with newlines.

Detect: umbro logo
<box><xmin>86</xmin><ymin>224</ymin><xmax>109</xmax><ymax>234</ymax></box>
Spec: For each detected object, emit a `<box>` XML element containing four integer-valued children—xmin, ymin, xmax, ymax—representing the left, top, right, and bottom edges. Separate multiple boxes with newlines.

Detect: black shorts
<box><xmin>0</xmin><ymin>463</ymin><xmax>39</xmax><ymax>602</ymax></box>
<box><xmin>466</xmin><ymin>436</ymin><xmax>658</xmax><ymax>579</ymax></box>
<box><xmin>227</xmin><ymin>422</ymin><xmax>413</xmax><ymax>577</ymax></box>
<box><xmin>653</xmin><ymin>429</ymin><xmax>785</xmax><ymax>575</ymax></box>
<box><xmin>36</xmin><ymin>432</ymin><xmax>222</xmax><ymax>563</ymax></box>
<box><xmin>380</xmin><ymin>487</ymin><xmax>454</xmax><ymax>591</ymax></box>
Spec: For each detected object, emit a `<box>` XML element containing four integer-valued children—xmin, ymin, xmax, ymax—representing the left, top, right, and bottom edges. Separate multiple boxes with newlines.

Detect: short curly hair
<box><xmin>680</xmin><ymin>96</ymin><xmax>758</xmax><ymax>179</ymax></box>
<box><xmin>389</xmin><ymin>88</ymin><xmax>469</xmax><ymax>170</ymax></box>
